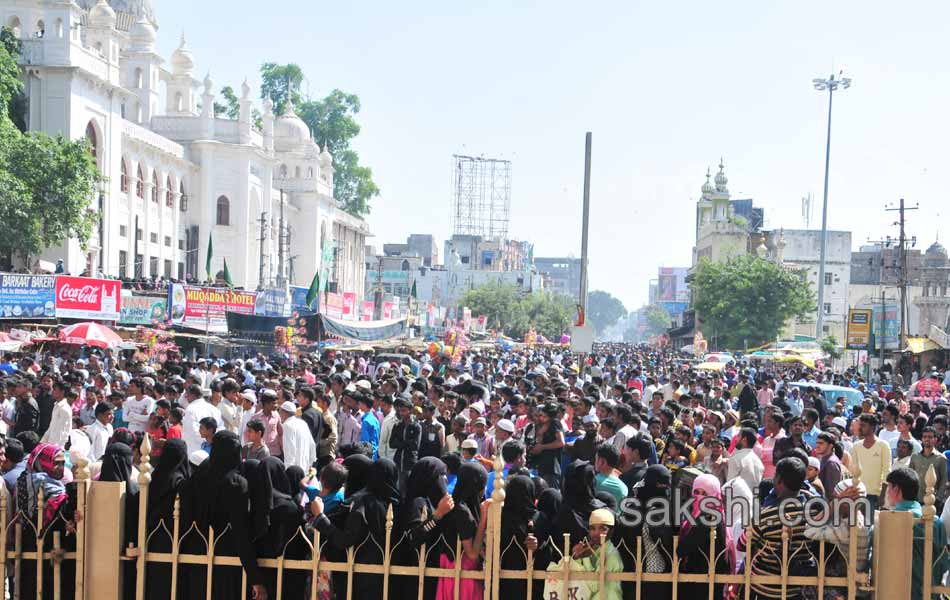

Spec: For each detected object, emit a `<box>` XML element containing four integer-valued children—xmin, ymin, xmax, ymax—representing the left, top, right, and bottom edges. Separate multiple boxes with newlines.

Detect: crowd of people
<box><xmin>1</xmin><ymin>342</ymin><xmax>950</xmax><ymax>600</ymax></box>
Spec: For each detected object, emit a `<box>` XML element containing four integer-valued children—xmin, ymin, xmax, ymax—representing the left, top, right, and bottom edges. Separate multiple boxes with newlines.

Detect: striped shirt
<box><xmin>741</xmin><ymin>494</ymin><xmax>815</xmax><ymax>599</ymax></box>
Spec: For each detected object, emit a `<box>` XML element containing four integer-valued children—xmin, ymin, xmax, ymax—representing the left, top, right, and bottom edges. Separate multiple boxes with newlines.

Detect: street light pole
<box><xmin>813</xmin><ymin>71</ymin><xmax>851</xmax><ymax>340</ymax></box>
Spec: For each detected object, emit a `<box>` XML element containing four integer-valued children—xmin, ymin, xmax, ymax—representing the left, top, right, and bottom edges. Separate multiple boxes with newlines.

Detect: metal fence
<box><xmin>12</xmin><ymin>436</ymin><xmax>950</xmax><ymax>599</ymax></box>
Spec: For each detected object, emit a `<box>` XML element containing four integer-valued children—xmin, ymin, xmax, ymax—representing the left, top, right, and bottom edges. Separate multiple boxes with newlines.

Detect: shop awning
<box><xmin>904</xmin><ymin>337</ymin><xmax>942</xmax><ymax>354</ymax></box>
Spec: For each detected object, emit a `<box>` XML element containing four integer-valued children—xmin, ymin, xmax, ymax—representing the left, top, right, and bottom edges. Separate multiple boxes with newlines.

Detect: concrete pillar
<box><xmin>874</xmin><ymin>510</ymin><xmax>913</xmax><ymax>599</ymax></box>
<box><xmin>84</xmin><ymin>481</ymin><xmax>127</xmax><ymax>599</ymax></box>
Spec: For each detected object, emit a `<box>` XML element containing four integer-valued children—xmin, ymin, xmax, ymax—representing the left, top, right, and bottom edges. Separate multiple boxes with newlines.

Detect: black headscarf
<box><xmin>556</xmin><ymin>459</ymin><xmax>604</xmax><ymax>546</ymax></box>
<box><xmin>247</xmin><ymin>456</ymin><xmax>295</xmax><ymax>542</ymax></box>
<box><xmin>537</xmin><ymin>488</ymin><xmax>562</xmax><ymax>521</ymax></box>
<box><xmin>501</xmin><ymin>475</ymin><xmax>537</xmax><ymax>544</ymax></box>
<box><xmin>285</xmin><ymin>465</ymin><xmax>306</xmax><ymax>505</ymax></box>
<box><xmin>262</xmin><ymin>457</ymin><xmax>293</xmax><ymax>498</ymax></box>
<box><xmin>100</xmin><ymin>442</ymin><xmax>138</xmax><ymax>494</ymax></box>
<box><xmin>343</xmin><ymin>454</ymin><xmax>373</xmax><ymax>499</ymax></box>
<box><xmin>191</xmin><ymin>430</ymin><xmax>244</xmax><ymax>531</ymax></box>
<box><xmin>148</xmin><ymin>438</ymin><xmax>191</xmax><ymax>519</ymax></box>
<box><xmin>635</xmin><ymin>464</ymin><xmax>672</xmax><ymax>504</ymax></box>
<box><xmin>352</xmin><ymin>458</ymin><xmax>401</xmax><ymax>540</ymax></box>
<box><xmin>452</xmin><ymin>462</ymin><xmax>487</xmax><ymax>521</ymax></box>
<box><xmin>407</xmin><ymin>457</ymin><xmax>448</xmax><ymax>507</ymax></box>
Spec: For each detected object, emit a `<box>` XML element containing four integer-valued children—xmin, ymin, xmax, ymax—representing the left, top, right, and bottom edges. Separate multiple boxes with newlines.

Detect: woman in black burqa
<box><xmin>618</xmin><ymin>464</ymin><xmax>674</xmax><ymax>599</ymax></box>
<box><xmin>247</xmin><ymin>456</ymin><xmax>308</xmax><ymax>597</ymax></box>
<box><xmin>144</xmin><ymin>438</ymin><xmax>191</xmax><ymax>600</ymax></box>
<box><xmin>436</xmin><ymin>461</ymin><xmax>489</xmax><ymax>599</ymax></box>
<box><xmin>499</xmin><ymin>475</ymin><xmax>541</xmax><ymax>599</ymax></box>
<box><xmin>555</xmin><ymin>460</ymin><xmax>605</xmax><ymax>548</ymax></box>
<box><xmin>180</xmin><ymin>430</ymin><xmax>265</xmax><ymax>600</ymax></box>
<box><xmin>393</xmin><ymin>456</ymin><xmax>454</xmax><ymax>600</ymax></box>
<box><xmin>99</xmin><ymin>442</ymin><xmax>139</xmax><ymax>600</ymax></box>
<box><xmin>322</xmin><ymin>453</ymin><xmax>373</xmax><ymax>598</ymax></box>
<box><xmin>311</xmin><ymin>458</ymin><xmax>402</xmax><ymax>598</ymax></box>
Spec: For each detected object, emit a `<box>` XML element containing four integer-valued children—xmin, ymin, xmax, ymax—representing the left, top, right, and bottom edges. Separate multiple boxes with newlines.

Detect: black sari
<box><xmin>100</xmin><ymin>443</ymin><xmax>139</xmax><ymax>600</ymax></box>
<box><xmin>316</xmin><ymin>458</ymin><xmax>402</xmax><ymax>598</ymax></box>
<box><xmin>499</xmin><ymin>475</ymin><xmax>540</xmax><ymax>598</ymax></box>
<box><xmin>144</xmin><ymin>439</ymin><xmax>191</xmax><ymax>600</ymax></box>
<box><xmin>393</xmin><ymin>456</ymin><xmax>448</xmax><ymax>600</ymax></box>
<box><xmin>248</xmin><ymin>457</ymin><xmax>307</xmax><ymax>597</ymax></box>
<box><xmin>179</xmin><ymin>431</ymin><xmax>261</xmax><ymax>600</ymax></box>
<box><xmin>323</xmin><ymin>453</ymin><xmax>373</xmax><ymax>598</ymax></box>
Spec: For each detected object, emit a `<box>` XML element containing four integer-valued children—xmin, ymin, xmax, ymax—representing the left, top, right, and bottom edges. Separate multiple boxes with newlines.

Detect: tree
<box><xmin>0</xmin><ymin>28</ymin><xmax>100</xmax><ymax>267</ymax></box>
<box><xmin>821</xmin><ymin>335</ymin><xmax>842</xmax><ymax>360</ymax></box>
<box><xmin>692</xmin><ymin>255</ymin><xmax>814</xmax><ymax>349</ymax></box>
<box><xmin>259</xmin><ymin>65</ymin><xmax>379</xmax><ymax>217</ymax></box>
<box><xmin>586</xmin><ymin>290</ymin><xmax>627</xmax><ymax>335</ymax></box>
<box><xmin>259</xmin><ymin>62</ymin><xmax>304</xmax><ymax>116</ymax></box>
<box><xmin>459</xmin><ymin>282</ymin><xmax>574</xmax><ymax>341</ymax></box>
<box><xmin>642</xmin><ymin>304</ymin><xmax>672</xmax><ymax>336</ymax></box>
<box><xmin>213</xmin><ymin>85</ymin><xmax>240</xmax><ymax>119</ymax></box>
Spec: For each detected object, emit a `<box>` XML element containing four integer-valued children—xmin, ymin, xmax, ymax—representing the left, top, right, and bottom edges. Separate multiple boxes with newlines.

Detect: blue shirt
<box><xmin>359</xmin><ymin>411</ymin><xmax>380</xmax><ymax>455</ymax></box>
<box><xmin>321</xmin><ymin>489</ymin><xmax>344</xmax><ymax>512</ymax></box>
<box><xmin>802</xmin><ymin>425</ymin><xmax>821</xmax><ymax>450</ymax></box>
<box><xmin>2</xmin><ymin>459</ymin><xmax>26</xmax><ymax>494</ymax></box>
<box><xmin>0</xmin><ymin>362</ymin><xmax>15</xmax><ymax>375</ymax></box>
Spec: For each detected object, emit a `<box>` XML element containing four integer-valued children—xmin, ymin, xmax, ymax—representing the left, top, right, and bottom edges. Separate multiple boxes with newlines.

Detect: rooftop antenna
<box><xmin>802</xmin><ymin>193</ymin><xmax>812</xmax><ymax>229</ymax></box>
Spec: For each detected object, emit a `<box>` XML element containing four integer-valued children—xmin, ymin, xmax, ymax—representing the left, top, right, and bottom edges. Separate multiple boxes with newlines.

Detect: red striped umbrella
<box><xmin>59</xmin><ymin>322</ymin><xmax>123</xmax><ymax>349</ymax></box>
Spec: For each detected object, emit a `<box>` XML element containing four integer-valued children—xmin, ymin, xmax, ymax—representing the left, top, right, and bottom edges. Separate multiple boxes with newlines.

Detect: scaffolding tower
<box><xmin>451</xmin><ymin>155</ymin><xmax>511</xmax><ymax>240</ymax></box>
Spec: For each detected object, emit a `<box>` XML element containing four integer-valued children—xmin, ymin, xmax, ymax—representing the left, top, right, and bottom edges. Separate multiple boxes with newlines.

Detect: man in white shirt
<box><xmin>218</xmin><ymin>379</ymin><xmax>244</xmax><ymax>434</ymax></box>
<box><xmin>182</xmin><ymin>384</ymin><xmax>222</xmax><ymax>455</ymax></box>
<box><xmin>87</xmin><ymin>403</ymin><xmax>115</xmax><ymax>461</ymax></box>
<box><xmin>279</xmin><ymin>400</ymin><xmax>316</xmax><ymax>470</ymax></box>
<box><xmin>377</xmin><ymin>396</ymin><xmax>398</xmax><ymax>461</ymax></box>
<box><xmin>123</xmin><ymin>379</ymin><xmax>154</xmax><ymax>434</ymax></box>
<box><xmin>727</xmin><ymin>427</ymin><xmax>765</xmax><ymax>491</ymax></box>
<box><xmin>42</xmin><ymin>381</ymin><xmax>73</xmax><ymax>447</ymax></box>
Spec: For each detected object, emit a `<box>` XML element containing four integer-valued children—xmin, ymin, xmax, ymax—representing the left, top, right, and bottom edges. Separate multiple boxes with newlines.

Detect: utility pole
<box><xmin>579</xmin><ymin>132</ymin><xmax>592</xmax><ymax>313</ymax></box>
<box><xmin>256</xmin><ymin>211</ymin><xmax>267</xmax><ymax>290</ymax></box>
<box><xmin>812</xmin><ymin>71</ymin><xmax>851</xmax><ymax>339</ymax></box>
<box><xmin>374</xmin><ymin>255</ymin><xmax>383</xmax><ymax>320</ymax></box>
<box><xmin>885</xmin><ymin>198</ymin><xmax>918</xmax><ymax>353</ymax></box>
<box><xmin>277</xmin><ymin>189</ymin><xmax>286</xmax><ymax>290</ymax></box>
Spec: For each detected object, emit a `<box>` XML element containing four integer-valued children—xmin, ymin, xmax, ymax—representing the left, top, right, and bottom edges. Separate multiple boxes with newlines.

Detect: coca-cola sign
<box><xmin>55</xmin><ymin>276</ymin><xmax>121</xmax><ymax>321</ymax></box>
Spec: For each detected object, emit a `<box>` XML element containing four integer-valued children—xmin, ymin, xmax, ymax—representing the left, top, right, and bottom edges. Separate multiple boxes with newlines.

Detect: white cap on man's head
<box><xmin>279</xmin><ymin>400</ymin><xmax>297</xmax><ymax>413</ymax></box>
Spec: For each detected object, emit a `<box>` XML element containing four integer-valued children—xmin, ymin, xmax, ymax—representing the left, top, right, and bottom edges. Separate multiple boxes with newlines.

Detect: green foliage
<box><xmin>692</xmin><ymin>254</ymin><xmax>815</xmax><ymax>349</ymax></box>
<box><xmin>821</xmin><ymin>335</ymin><xmax>842</xmax><ymax>360</ymax></box>
<box><xmin>259</xmin><ymin>62</ymin><xmax>304</xmax><ymax>115</ymax></box>
<box><xmin>459</xmin><ymin>282</ymin><xmax>573</xmax><ymax>341</ymax></box>
<box><xmin>586</xmin><ymin>290</ymin><xmax>627</xmax><ymax>335</ymax></box>
<box><xmin>0</xmin><ymin>27</ymin><xmax>100</xmax><ymax>266</ymax></box>
<box><xmin>259</xmin><ymin>65</ymin><xmax>379</xmax><ymax>217</ymax></box>
<box><xmin>214</xmin><ymin>85</ymin><xmax>262</xmax><ymax>128</ymax></box>
<box><xmin>642</xmin><ymin>304</ymin><xmax>672</xmax><ymax>336</ymax></box>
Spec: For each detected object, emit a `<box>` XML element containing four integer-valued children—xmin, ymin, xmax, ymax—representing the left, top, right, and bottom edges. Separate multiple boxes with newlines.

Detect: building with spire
<box><xmin>1</xmin><ymin>0</ymin><xmax>368</xmax><ymax>301</ymax></box>
<box><xmin>692</xmin><ymin>160</ymin><xmax>757</xmax><ymax>265</ymax></box>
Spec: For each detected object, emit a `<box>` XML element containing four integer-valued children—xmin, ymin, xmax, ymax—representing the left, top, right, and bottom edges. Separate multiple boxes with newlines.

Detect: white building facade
<box><xmin>3</xmin><ymin>0</ymin><xmax>368</xmax><ymax>301</ymax></box>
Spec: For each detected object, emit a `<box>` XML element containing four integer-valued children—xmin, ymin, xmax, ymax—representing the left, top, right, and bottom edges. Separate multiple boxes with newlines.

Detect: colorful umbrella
<box><xmin>59</xmin><ymin>322</ymin><xmax>123</xmax><ymax>349</ymax></box>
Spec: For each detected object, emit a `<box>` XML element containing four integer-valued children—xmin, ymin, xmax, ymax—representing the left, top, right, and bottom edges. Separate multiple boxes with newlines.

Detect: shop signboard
<box><xmin>0</xmin><ymin>274</ymin><xmax>55</xmax><ymax>319</ymax></box>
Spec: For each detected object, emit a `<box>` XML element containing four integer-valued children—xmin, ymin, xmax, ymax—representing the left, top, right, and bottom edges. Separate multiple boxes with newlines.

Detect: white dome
<box><xmin>129</xmin><ymin>16</ymin><xmax>156</xmax><ymax>52</ymax></box>
<box><xmin>320</xmin><ymin>145</ymin><xmax>333</xmax><ymax>165</ymax></box>
<box><xmin>714</xmin><ymin>159</ymin><xmax>728</xmax><ymax>192</ymax></box>
<box><xmin>88</xmin><ymin>0</ymin><xmax>117</xmax><ymax>28</ymax></box>
<box><xmin>273</xmin><ymin>101</ymin><xmax>311</xmax><ymax>152</ymax></box>
<box><xmin>701</xmin><ymin>168</ymin><xmax>714</xmax><ymax>196</ymax></box>
<box><xmin>170</xmin><ymin>33</ymin><xmax>195</xmax><ymax>76</ymax></box>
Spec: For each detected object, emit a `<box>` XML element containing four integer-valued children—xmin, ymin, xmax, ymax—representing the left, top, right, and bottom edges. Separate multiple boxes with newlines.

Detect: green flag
<box><xmin>410</xmin><ymin>279</ymin><xmax>417</xmax><ymax>300</ymax></box>
<box><xmin>205</xmin><ymin>232</ymin><xmax>213</xmax><ymax>282</ymax></box>
<box><xmin>222</xmin><ymin>258</ymin><xmax>233</xmax><ymax>287</ymax></box>
<box><xmin>305</xmin><ymin>271</ymin><xmax>320</xmax><ymax>308</ymax></box>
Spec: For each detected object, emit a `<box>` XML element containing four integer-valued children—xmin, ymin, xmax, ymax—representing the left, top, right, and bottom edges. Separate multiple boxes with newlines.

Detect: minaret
<box><xmin>200</xmin><ymin>72</ymin><xmax>215</xmax><ymax>138</ymax></box>
<box><xmin>167</xmin><ymin>33</ymin><xmax>198</xmax><ymax>115</ymax></box>
<box><xmin>239</xmin><ymin>78</ymin><xmax>252</xmax><ymax>144</ymax></box>
<box><xmin>125</xmin><ymin>16</ymin><xmax>162</xmax><ymax>124</ymax></box>
<box><xmin>262</xmin><ymin>98</ymin><xmax>275</xmax><ymax>154</ymax></box>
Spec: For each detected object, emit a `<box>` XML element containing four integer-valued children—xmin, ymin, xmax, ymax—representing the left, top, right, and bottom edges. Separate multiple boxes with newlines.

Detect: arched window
<box><xmin>401</xmin><ymin>259</ymin><xmax>410</xmax><ymax>271</ymax></box>
<box><xmin>295</xmin><ymin>166</ymin><xmax>301</xmax><ymax>179</ymax></box>
<box><xmin>279</xmin><ymin>164</ymin><xmax>288</xmax><ymax>178</ymax></box>
<box><xmin>216</xmin><ymin>196</ymin><xmax>230</xmax><ymax>226</ymax></box>
<box><xmin>84</xmin><ymin>121</ymin><xmax>98</xmax><ymax>162</ymax></box>
<box><xmin>136</xmin><ymin>165</ymin><xmax>144</xmax><ymax>198</ymax></box>
<box><xmin>35</xmin><ymin>20</ymin><xmax>44</xmax><ymax>38</ymax></box>
<box><xmin>179</xmin><ymin>181</ymin><xmax>187</xmax><ymax>212</ymax></box>
<box><xmin>166</xmin><ymin>176</ymin><xmax>174</xmax><ymax>207</ymax></box>
<box><xmin>151</xmin><ymin>171</ymin><xmax>159</xmax><ymax>203</ymax></box>
<box><xmin>134</xmin><ymin>67</ymin><xmax>143</xmax><ymax>88</ymax></box>
<box><xmin>174</xmin><ymin>92</ymin><xmax>183</xmax><ymax>112</ymax></box>
<box><xmin>95</xmin><ymin>41</ymin><xmax>103</xmax><ymax>55</ymax></box>
<box><xmin>7</xmin><ymin>17</ymin><xmax>20</xmax><ymax>38</ymax></box>
<box><xmin>54</xmin><ymin>18</ymin><xmax>63</xmax><ymax>38</ymax></box>
<box><xmin>307</xmin><ymin>167</ymin><xmax>313</xmax><ymax>178</ymax></box>
<box><xmin>120</xmin><ymin>159</ymin><xmax>129</xmax><ymax>193</ymax></box>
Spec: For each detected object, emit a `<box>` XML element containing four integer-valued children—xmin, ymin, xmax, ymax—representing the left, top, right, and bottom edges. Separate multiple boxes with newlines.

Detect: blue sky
<box><xmin>155</xmin><ymin>1</ymin><xmax>950</xmax><ymax>311</ymax></box>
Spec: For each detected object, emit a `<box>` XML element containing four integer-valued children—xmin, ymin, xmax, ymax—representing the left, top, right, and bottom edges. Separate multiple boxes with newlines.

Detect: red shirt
<box><xmin>166</xmin><ymin>423</ymin><xmax>183</xmax><ymax>440</ymax></box>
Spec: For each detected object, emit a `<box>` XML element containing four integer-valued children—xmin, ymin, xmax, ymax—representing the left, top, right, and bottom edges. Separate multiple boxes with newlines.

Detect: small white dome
<box><xmin>320</xmin><ymin>145</ymin><xmax>332</xmax><ymax>165</ymax></box>
<box><xmin>274</xmin><ymin>101</ymin><xmax>311</xmax><ymax>152</ymax></box>
<box><xmin>171</xmin><ymin>33</ymin><xmax>195</xmax><ymax>76</ymax></box>
<box><xmin>714</xmin><ymin>159</ymin><xmax>728</xmax><ymax>192</ymax></box>
<box><xmin>701</xmin><ymin>168</ymin><xmax>714</xmax><ymax>196</ymax></box>
<box><xmin>88</xmin><ymin>0</ymin><xmax>117</xmax><ymax>28</ymax></box>
<box><xmin>129</xmin><ymin>16</ymin><xmax>156</xmax><ymax>52</ymax></box>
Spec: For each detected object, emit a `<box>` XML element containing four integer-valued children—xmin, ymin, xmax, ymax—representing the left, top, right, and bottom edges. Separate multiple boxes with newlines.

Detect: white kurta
<box><xmin>182</xmin><ymin>398</ymin><xmax>223</xmax><ymax>455</ymax></box>
<box><xmin>42</xmin><ymin>399</ymin><xmax>72</xmax><ymax>447</ymax></box>
<box><xmin>87</xmin><ymin>419</ymin><xmax>114</xmax><ymax>462</ymax></box>
<box><xmin>281</xmin><ymin>416</ymin><xmax>317</xmax><ymax>471</ymax></box>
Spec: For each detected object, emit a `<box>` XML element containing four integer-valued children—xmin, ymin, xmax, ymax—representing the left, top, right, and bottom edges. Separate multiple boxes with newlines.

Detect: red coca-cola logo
<box><xmin>58</xmin><ymin>284</ymin><xmax>99</xmax><ymax>305</ymax></box>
